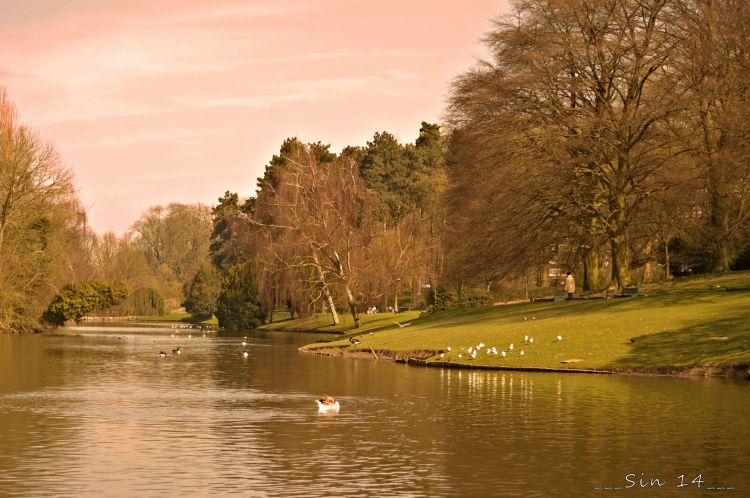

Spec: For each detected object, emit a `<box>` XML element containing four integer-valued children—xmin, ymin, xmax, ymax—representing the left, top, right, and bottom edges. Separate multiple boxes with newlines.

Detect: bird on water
<box><xmin>317</xmin><ymin>395</ymin><xmax>340</xmax><ymax>412</ymax></box>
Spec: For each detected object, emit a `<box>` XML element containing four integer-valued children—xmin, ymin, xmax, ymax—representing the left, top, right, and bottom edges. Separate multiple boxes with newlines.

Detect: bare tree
<box><xmin>670</xmin><ymin>0</ymin><xmax>750</xmax><ymax>271</ymax></box>
<box><xmin>447</xmin><ymin>0</ymin><xmax>687</xmax><ymax>290</ymax></box>
<box><xmin>0</xmin><ymin>88</ymin><xmax>87</xmax><ymax>329</ymax></box>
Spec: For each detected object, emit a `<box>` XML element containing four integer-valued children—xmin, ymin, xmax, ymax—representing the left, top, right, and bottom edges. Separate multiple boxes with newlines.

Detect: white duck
<box><xmin>316</xmin><ymin>395</ymin><xmax>340</xmax><ymax>412</ymax></box>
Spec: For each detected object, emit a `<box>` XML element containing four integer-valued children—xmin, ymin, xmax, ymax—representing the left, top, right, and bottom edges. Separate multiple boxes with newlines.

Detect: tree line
<box><xmin>210</xmin><ymin>125</ymin><xmax>447</xmax><ymax>328</ymax></box>
<box><xmin>3</xmin><ymin>0</ymin><xmax>749</xmax><ymax>331</ymax></box>
<box><xmin>444</xmin><ymin>0</ymin><xmax>750</xmax><ymax>293</ymax></box>
<box><xmin>1</xmin><ymin>88</ymin><xmax>217</xmax><ymax>329</ymax></box>
<box><xmin>214</xmin><ymin>0</ymin><xmax>750</xmax><ymax>327</ymax></box>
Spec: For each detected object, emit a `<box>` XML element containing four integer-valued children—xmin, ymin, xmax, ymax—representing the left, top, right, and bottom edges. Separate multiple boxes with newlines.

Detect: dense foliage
<box><xmin>215</xmin><ymin>263</ymin><xmax>265</xmax><ymax>331</ymax></box>
<box><xmin>42</xmin><ymin>281</ymin><xmax>128</xmax><ymax>326</ymax></box>
<box><xmin>184</xmin><ymin>265</ymin><xmax>221</xmax><ymax>320</ymax></box>
<box><xmin>127</xmin><ymin>287</ymin><xmax>165</xmax><ymax>316</ymax></box>
<box><xmin>211</xmin><ymin>123</ymin><xmax>447</xmax><ymax>327</ymax></box>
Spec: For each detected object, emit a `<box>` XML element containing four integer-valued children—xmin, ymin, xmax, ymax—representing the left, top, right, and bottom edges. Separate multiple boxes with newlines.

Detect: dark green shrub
<box><xmin>215</xmin><ymin>263</ymin><xmax>265</xmax><ymax>331</ymax></box>
<box><xmin>433</xmin><ymin>287</ymin><xmax>459</xmax><ymax>311</ymax></box>
<box><xmin>431</xmin><ymin>286</ymin><xmax>494</xmax><ymax>312</ymax></box>
<box><xmin>184</xmin><ymin>265</ymin><xmax>221</xmax><ymax>320</ymax></box>
<box><xmin>42</xmin><ymin>281</ymin><xmax>128</xmax><ymax>325</ymax></box>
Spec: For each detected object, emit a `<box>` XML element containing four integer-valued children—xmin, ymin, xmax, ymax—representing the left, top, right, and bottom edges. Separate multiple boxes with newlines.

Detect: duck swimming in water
<box><xmin>172</xmin><ymin>347</ymin><xmax>181</xmax><ymax>355</ymax></box>
<box><xmin>316</xmin><ymin>395</ymin><xmax>340</xmax><ymax>412</ymax></box>
<box><xmin>159</xmin><ymin>351</ymin><xmax>167</xmax><ymax>357</ymax></box>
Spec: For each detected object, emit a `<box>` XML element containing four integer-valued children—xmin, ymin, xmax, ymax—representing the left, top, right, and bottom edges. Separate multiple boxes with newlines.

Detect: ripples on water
<box><xmin>1</xmin><ymin>326</ymin><xmax>748</xmax><ymax>497</ymax></box>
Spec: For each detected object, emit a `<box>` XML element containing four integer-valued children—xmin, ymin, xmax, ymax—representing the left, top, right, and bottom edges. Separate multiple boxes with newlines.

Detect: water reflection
<box><xmin>1</xmin><ymin>327</ymin><xmax>749</xmax><ymax>497</ymax></box>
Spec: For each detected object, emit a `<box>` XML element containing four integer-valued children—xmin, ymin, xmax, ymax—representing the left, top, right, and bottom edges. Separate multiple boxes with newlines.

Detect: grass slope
<box><xmin>303</xmin><ymin>272</ymin><xmax>750</xmax><ymax>375</ymax></box>
<box><xmin>260</xmin><ymin>311</ymin><xmax>422</xmax><ymax>334</ymax></box>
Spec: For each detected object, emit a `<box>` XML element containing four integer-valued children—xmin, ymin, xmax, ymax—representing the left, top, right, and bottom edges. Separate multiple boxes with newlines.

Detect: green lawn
<box><xmin>136</xmin><ymin>312</ymin><xmax>218</xmax><ymax>325</ymax></box>
<box><xmin>303</xmin><ymin>272</ymin><xmax>750</xmax><ymax>375</ymax></box>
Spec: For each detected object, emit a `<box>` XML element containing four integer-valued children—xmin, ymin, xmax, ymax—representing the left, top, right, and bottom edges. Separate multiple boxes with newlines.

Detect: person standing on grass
<box><xmin>564</xmin><ymin>272</ymin><xmax>575</xmax><ymax>300</ymax></box>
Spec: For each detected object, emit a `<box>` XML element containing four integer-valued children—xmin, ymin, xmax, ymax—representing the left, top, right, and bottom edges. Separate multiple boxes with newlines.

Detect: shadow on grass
<box><xmin>415</xmin><ymin>288</ymin><xmax>749</xmax><ymax>333</ymax></box>
<box><xmin>608</xmin><ymin>310</ymin><xmax>750</xmax><ymax>370</ymax></box>
<box><xmin>414</xmin><ymin>299</ymin><xmax>638</xmax><ymax>331</ymax></box>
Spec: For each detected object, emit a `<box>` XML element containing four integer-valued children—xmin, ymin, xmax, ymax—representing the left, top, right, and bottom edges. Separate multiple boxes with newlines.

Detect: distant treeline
<box><xmin>3</xmin><ymin>0</ymin><xmax>749</xmax><ymax>331</ymax></box>
<box><xmin>1</xmin><ymin>88</ymin><xmax>215</xmax><ymax>330</ymax></box>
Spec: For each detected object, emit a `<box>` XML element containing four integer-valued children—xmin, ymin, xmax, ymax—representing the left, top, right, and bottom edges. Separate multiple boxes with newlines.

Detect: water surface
<box><xmin>1</xmin><ymin>325</ymin><xmax>748</xmax><ymax>497</ymax></box>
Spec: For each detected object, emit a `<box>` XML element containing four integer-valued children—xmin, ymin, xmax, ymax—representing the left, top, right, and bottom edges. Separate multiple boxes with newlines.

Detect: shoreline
<box><xmin>290</xmin><ymin>273</ymin><xmax>750</xmax><ymax>381</ymax></box>
<box><xmin>298</xmin><ymin>345</ymin><xmax>750</xmax><ymax>379</ymax></box>
<box><xmin>1</xmin><ymin>327</ymin><xmax>47</xmax><ymax>334</ymax></box>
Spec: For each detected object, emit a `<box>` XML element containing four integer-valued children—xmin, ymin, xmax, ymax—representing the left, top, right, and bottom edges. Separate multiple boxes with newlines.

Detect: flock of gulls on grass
<box><xmin>343</xmin><ymin>315</ymin><xmax>565</xmax><ymax>364</ymax></box>
<box><xmin>439</xmin><ymin>329</ymin><xmax>564</xmax><ymax>363</ymax></box>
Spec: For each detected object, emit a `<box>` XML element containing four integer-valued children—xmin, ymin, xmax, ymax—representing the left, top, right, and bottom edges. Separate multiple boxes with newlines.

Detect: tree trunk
<box><xmin>701</xmin><ymin>92</ymin><xmax>732</xmax><ymax>273</ymax></box>
<box><xmin>523</xmin><ymin>274</ymin><xmax>529</xmax><ymax>300</ymax></box>
<box><xmin>663</xmin><ymin>236</ymin><xmax>671</xmax><ymax>281</ymax></box>
<box><xmin>325</xmin><ymin>288</ymin><xmax>339</xmax><ymax>325</ymax></box>
<box><xmin>394</xmin><ymin>282</ymin><xmax>399</xmax><ymax>314</ymax></box>
<box><xmin>313</xmin><ymin>252</ymin><xmax>339</xmax><ymax>325</ymax></box>
<box><xmin>707</xmin><ymin>177</ymin><xmax>731</xmax><ymax>272</ymax></box>
<box><xmin>641</xmin><ymin>240</ymin><xmax>656</xmax><ymax>283</ymax></box>
<box><xmin>583</xmin><ymin>248</ymin><xmax>600</xmax><ymax>292</ymax></box>
<box><xmin>345</xmin><ymin>285</ymin><xmax>361</xmax><ymax>328</ymax></box>
<box><xmin>609</xmin><ymin>191</ymin><xmax>631</xmax><ymax>290</ymax></box>
<box><xmin>610</xmin><ymin>234</ymin><xmax>631</xmax><ymax>290</ymax></box>
<box><xmin>537</xmin><ymin>264</ymin><xmax>549</xmax><ymax>287</ymax></box>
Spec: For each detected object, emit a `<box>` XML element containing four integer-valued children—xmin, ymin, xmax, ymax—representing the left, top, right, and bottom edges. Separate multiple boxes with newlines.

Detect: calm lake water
<box><xmin>1</xmin><ymin>324</ymin><xmax>748</xmax><ymax>497</ymax></box>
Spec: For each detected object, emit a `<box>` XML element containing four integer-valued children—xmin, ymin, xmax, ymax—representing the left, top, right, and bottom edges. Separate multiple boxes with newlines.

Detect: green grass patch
<box><xmin>136</xmin><ymin>312</ymin><xmax>218</xmax><ymax>325</ymax></box>
<box><xmin>304</xmin><ymin>272</ymin><xmax>750</xmax><ymax>374</ymax></box>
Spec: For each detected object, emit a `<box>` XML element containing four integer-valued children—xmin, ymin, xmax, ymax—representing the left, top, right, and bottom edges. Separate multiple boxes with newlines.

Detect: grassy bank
<box><xmin>299</xmin><ymin>272</ymin><xmax>750</xmax><ymax>377</ymax></box>
<box><xmin>136</xmin><ymin>312</ymin><xmax>218</xmax><ymax>325</ymax></box>
<box><xmin>260</xmin><ymin>310</ymin><xmax>422</xmax><ymax>334</ymax></box>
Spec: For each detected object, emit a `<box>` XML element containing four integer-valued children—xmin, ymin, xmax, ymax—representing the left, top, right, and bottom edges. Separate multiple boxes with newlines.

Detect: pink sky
<box><xmin>0</xmin><ymin>0</ymin><xmax>509</xmax><ymax>234</ymax></box>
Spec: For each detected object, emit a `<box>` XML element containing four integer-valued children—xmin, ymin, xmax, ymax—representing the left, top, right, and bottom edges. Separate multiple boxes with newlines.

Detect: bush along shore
<box><xmin>288</xmin><ymin>272</ymin><xmax>750</xmax><ymax>379</ymax></box>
